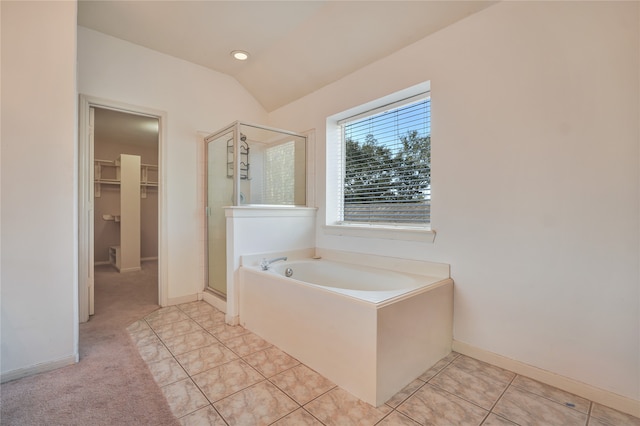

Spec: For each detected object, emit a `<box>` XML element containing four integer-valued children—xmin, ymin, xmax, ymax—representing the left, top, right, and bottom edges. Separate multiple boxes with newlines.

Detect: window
<box><xmin>337</xmin><ymin>93</ymin><xmax>431</xmax><ymax>227</ymax></box>
<box><xmin>263</xmin><ymin>141</ymin><xmax>295</xmax><ymax>204</ymax></box>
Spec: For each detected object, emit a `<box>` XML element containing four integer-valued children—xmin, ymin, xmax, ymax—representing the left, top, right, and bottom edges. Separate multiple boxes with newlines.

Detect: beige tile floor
<box><xmin>127</xmin><ymin>301</ymin><xmax>640</xmax><ymax>426</ymax></box>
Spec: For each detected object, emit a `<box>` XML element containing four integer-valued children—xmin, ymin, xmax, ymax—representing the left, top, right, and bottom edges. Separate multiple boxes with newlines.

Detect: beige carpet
<box><xmin>0</xmin><ymin>261</ymin><xmax>179</xmax><ymax>425</ymax></box>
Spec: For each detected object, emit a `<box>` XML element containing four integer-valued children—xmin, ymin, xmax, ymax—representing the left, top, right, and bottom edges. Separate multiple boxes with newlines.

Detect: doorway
<box><xmin>78</xmin><ymin>95</ymin><xmax>167</xmax><ymax>323</ymax></box>
<box><xmin>93</xmin><ymin>108</ymin><xmax>159</xmax><ymax>313</ymax></box>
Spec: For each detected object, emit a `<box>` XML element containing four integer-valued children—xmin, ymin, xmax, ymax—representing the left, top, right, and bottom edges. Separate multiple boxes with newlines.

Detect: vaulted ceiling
<box><xmin>78</xmin><ymin>1</ymin><xmax>496</xmax><ymax>112</ymax></box>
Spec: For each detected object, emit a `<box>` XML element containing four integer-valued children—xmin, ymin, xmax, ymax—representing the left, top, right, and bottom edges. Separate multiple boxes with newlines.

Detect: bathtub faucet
<box><xmin>260</xmin><ymin>256</ymin><xmax>287</xmax><ymax>271</ymax></box>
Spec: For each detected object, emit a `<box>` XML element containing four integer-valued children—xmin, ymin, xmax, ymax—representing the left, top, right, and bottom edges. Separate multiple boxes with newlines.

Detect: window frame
<box><xmin>325</xmin><ymin>82</ymin><xmax>435</xmax><ymax>243</ymax></box>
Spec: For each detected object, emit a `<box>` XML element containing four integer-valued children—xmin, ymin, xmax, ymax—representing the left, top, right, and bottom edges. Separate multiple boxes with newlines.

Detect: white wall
<box><xmin>1</xmin><ymin>1</ymin><xmax>79</xmax><ymax>379</ymax></box>
<box><xmin>77</xmin><ymin>27</ymin><xmax>268</xmax><ymax>301</ymax></box>
<box><xmin>269</xmin><ymin>1</ymin><xmax>640</xmax><ymax>403</ymax></box>
<box><xmin>225</xmin><ymin>207</ymin><xmax>316</xmax><ymax>322</ymax></box>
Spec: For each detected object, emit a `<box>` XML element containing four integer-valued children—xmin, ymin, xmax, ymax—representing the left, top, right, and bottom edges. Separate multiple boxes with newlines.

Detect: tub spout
<box><xmin>260</xmin><ymin>256</ymin><xmax>287</xmax><ymax>271</ymax></box>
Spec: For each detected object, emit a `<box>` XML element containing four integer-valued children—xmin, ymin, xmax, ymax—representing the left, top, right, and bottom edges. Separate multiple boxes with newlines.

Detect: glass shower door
<box><xmin>206</xmin><ymin>130</ymin><xmax>234</xmax><ymax>296</ymax></box>
<box><xmin>205</xmin><ymin>121</ymin><xmax>307</xmax><ymax>298</ymax></box>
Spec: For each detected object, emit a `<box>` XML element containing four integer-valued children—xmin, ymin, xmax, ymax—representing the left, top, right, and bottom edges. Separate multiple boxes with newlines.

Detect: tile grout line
<box><xmin>137</xmin><ymin>307</ymin><xmax>213</xmax><ymax>418</ymax></box>
<box><xmin>380</xmin><ymin>354</ymin><xmax>463</xmax><ymax>426</ymax></box>
<box><xmin>145</xmin><ymin>305</ymin><xmax>381</xmax><ymax>424</ymax></box>
<box><xmin>409</xmin><ymin>355</ymin><xmax>494</xmax><ymax>418</ymax></box>
<box><xmin>506</xmin><ymin>377</ymin><xmax>595</xmax><ymax>423</ymax></box>
<box><xmin>258</xmin><ymin>352</ymin><xmax>335</xmax><ymax>425</ymax></box>
<box><xmin>139</xmin><ymin>311</ymin><xmax>487</xmax><ymax>425</ymax></box>
<box><xmin>136</xmin><ymin>303</ymin><xmax>639</xmax><ymax>426</ymax></box>
<box><xmin>171</xmin><ymin>305</ymin><xmax>307</xmax><ymax>424</ymax></box>
<box><xmin>286</xmin><ymin>383</ymin><xmax>338</xmax><ymax>420</ymax></box>
<box><xmin>584</xmin><ymin>403</ymin><xmax>590</xmax><ymax>426</ymax></box>
<box><xmin>144</xmin><ymin>305</ymin><xmax>230</xmax><ymax>423</ymax></box>
<box><xmin>389</xmin><ymin>353</ymin><xmax>460</xmax><ymax>411</ymax></box>
<box><xmin>372</xmin><ymin>410</ymin><xmax>394</xmax><ymax>425</ymax></box>
<box><xmin>173</xmin><ymin>305</ymin><xmax>238</xmax><ymax>424</ymax></box>
<box><xmin>481</xmin><ymin>372</ymin><xmax>518</xmax><ymax>425</ymax></box>
<box><xmin>381</xmin><ymin>353</ymin><xmax>455</xmax><ymax>424</ymax></box>
<box><xmin>218</xmin><ymin>321</ymin><xmax>342</xmax><ymax>425</ymax></box>
<box><xmin>211</xmin><ymin>343</ymin><xmax>301</xmax><ymax>424</ymax></box>
<box><xmin>177</xmin><ymin>314</ymin><xmax>233</xmax><ymax>426</ymax></box>
<box><xmin>300</xmin><ymin>406</ymin><xmax>330</xmax><ymax>426</ymax></box>
<box><xmin>146</xmin><ymin>310</ymin><xmax>209</xmax><ymax>421</ymax></box>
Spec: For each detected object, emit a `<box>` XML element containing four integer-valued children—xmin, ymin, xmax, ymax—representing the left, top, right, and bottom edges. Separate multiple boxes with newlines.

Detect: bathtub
<box><xmin>239</xmin><ymin>251</ymin><xmax>453</xmax><ymax>407</ymax></box>
<box><xmin>268</xmin><ymin>260</ymin><xmax>435</xmax><ymax>304</ymax></box>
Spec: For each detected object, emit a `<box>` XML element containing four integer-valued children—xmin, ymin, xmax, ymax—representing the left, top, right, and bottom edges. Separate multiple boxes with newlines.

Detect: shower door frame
<box><xmin>203</xmin><ymin>121</ymin><xmax>311</xmax><ymax>300</ymax></box>
<box><xmin>203</xmin><ymin>122</ymin><xmax>237</xmax><ymax>298</ymax></box>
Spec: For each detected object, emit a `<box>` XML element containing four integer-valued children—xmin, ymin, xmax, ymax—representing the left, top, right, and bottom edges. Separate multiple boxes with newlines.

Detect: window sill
<box><xmin>324</xmin><ymin>224</ymin><xmax>436</xmax><ymax>243</ymax></box>
<box><xmin>225</xmin><ymin>206</ymin><xmax>317</xmax><ymax>218</ymax></box>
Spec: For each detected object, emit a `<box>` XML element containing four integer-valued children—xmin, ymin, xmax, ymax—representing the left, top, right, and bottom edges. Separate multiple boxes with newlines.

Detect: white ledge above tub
<box><xmin>324</xmin><ymin>223</ymin><xmax>436</xmax><ymax>243</ymax></box>
<box><xmin>225</xmin><ymin>205</ymin><xmax>317</xmax><ymax>218</ymax></box>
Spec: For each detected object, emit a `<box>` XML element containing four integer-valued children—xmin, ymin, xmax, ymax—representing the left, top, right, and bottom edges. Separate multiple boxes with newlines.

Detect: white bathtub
<box><xmin>268</xmin><ymin>260</ymin><xmax>434</xmax><ymax>304</ymax></box>
<box><xmin>239</xmin><ymin>251</ymin><xmax>453</xmax><ymax>407</ymax></box>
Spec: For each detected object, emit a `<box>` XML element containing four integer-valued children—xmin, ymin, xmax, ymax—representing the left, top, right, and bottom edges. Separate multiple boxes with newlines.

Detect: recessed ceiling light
<box><xmin>231</xmin><ymin>50</ymin><xmax>249</xmax><ymax>61</ymax></box>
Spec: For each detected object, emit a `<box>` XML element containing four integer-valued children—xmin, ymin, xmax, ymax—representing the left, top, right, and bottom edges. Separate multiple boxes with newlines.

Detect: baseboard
<box><xmin>94</xmin><ymin>258</ymin><xmax>156</xmax><ymax>267</ymax></box>
<box><xmin>165</xmin><ymin>294</ymin><xmax>198</xmax><ymax>306</ymax></box>
<box><xmin>201</xmin><ymin>291</ymin><xmax>227</xmax><ymax>314</ymax></box>
<box><xmin>1</xmin><ymin>354</ymin><xmax>78</xmax><ymax>384</ymax></box>
<box><xmin>452</xmin><ymin>340</ymin><xmax>640</xmax><ymax>418</ymax></box>
<box><xmin>199</xmin><ymin>292</ymin><xmax>238</xmax><ymax>325</ymax></box>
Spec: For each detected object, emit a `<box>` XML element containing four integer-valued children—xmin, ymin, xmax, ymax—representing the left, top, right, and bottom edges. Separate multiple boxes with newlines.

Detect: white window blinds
<box><xmin>339</xmin><ymin>94</ymin><xmax>431</xmax><ymax>225</ymax></box>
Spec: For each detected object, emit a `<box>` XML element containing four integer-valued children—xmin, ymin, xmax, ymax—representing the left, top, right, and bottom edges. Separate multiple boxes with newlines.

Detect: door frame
<box><xmin>78</xmin><ymin>94</ymin><xmax>168</xmax><ymax>322</ymax></box>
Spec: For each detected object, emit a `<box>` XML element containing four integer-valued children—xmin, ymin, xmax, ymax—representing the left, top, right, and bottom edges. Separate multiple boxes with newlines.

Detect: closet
<box><xmin>95</xmin><ymin>154</ymin><xmax>158</xmax><ymax>272</ymax></box>
<box><xmin>93</xmin><ymin>107</ymin><xmax>159</xmax><ymax>273</ymax></box>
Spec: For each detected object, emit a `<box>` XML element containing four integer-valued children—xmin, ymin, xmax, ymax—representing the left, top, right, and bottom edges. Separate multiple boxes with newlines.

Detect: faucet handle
<box><xmin>259</xmin><ymin>258</ymin><xmax>269</xmax><ymax>270</ymax></box>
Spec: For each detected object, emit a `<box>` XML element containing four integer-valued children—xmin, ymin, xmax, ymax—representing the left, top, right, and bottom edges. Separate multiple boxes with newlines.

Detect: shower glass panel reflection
<box><xmin>206</xmin><ymin>129</ymin><xmax>234</xmax><ymax>296</ymax></box>
<box><xmin>205</xmin><ymin>121</ymin><xmax>306</xmax><ymax>297</ymax></box>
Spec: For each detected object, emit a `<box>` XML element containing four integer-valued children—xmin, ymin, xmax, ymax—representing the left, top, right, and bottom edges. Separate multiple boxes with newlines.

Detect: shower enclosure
<box><xmin>204</xmin><ymin>121</ymin><xmax>307</xmax><ymax>297</ymax></box>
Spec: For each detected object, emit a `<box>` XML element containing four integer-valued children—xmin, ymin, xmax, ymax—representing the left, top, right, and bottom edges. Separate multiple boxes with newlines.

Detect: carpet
<box><xmin>0</xmin><ymin>261</ymin><xmax>179</xmax><ymax>425</ymax></box>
